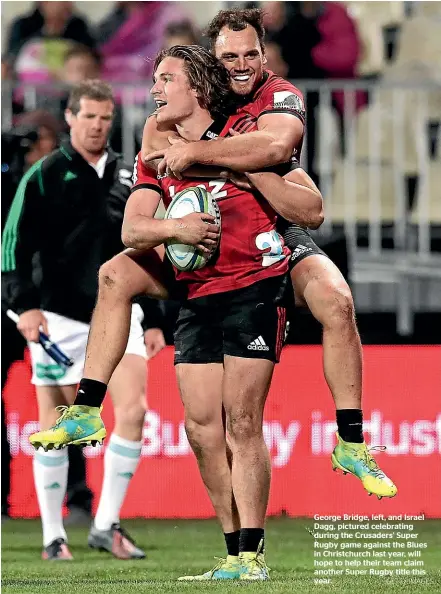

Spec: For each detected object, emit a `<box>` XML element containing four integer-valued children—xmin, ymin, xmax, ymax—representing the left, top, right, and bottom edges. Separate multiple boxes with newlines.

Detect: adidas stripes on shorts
<box><xmin>278</xmin><ymin>222</ymin><xmax>328</xmax><ymax>270</ymax></box>
<box><xmin>173</xmin><ymin>275</ymin><xmax>288</xmax><ymax>365</ymax></box>
<box><xmin>28</xmin><ymin>304</ymin><xmax>147</xmax><ymax>386</ymax></box>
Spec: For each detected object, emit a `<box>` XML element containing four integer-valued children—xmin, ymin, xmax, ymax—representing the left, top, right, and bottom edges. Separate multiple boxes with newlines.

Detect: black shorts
<box><xmin>277</xmin><ymin>221</ymin><xmax>328</xmax><ymax>270</ymax></box>
<box><xmin>174</xmin><ymin>275</ymin><xmax>289</xmax><ymax>365</ymax></box>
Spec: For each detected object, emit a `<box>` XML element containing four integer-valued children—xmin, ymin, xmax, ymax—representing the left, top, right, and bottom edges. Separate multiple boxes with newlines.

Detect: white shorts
<box><xmin>29</xmin><ymin>304</ymin><xmax>147</xmax><ymax>386</ymax></box>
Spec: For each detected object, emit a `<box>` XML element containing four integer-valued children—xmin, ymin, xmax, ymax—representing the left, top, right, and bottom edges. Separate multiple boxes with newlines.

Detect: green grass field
<box><xmin>2</xmin><ymin>518</ymin><xmax>440</xmax><ymax>594</ymax></box>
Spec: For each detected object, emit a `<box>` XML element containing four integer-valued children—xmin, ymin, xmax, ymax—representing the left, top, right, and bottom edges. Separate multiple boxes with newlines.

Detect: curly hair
<box><xmin>153</xmin><ymin>45</ymin><xmax>236</xmax><ymax>118</ymax></box>
<box><xmin>205</xmin><ymin>8</ymin><xmax>265</xmax><ymax>52</ymax></box>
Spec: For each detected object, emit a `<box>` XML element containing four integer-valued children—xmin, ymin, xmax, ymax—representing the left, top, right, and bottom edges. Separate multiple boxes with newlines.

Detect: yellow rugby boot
<box><xmin>30</xmin><ymin>405</ymin><xmax>106</xmax><ymax>451</ymax></box>
<box><xmin>332</xmin><ymin>432</ymin><xmax>397</xmax><ymax>499</ymax></box>
<box><xmin>239</xmin><ymin>540</ymin><xmax>270</xmax><ymax>580</ymax></box>
<box><xmin>178</xmin><ymin>556</ymin><xmax>241</xmax><ymax>580</ymax></box>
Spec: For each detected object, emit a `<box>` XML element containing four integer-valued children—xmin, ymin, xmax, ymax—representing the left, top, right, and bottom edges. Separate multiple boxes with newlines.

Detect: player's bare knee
<box><xmin>114</xmin><ymin>401</ymin><xmax>147</xmax><ymax>430</ymax></box>
<box><xmin>320</xmin><ymin>282</ymin><xmax>355</xmax><ymax>329</ymax></box>
<box><xmin>227</xmin><ymin>408</ymin><xmax>262</xmax><ymax>445</ymax></box>
<box><xmin>185</xmin><ymin>426</ymin><xmax>206</xmax><ymax>462</ymax></box>
<box><xmin>185</xmin><ymin>416</ymin><xmax>223</xmax><ymax>449</ymax></box>
<box><xmin>98</xmin><ymin>257</ymin><xmax>132</xmax><ymax>300</ymax></box>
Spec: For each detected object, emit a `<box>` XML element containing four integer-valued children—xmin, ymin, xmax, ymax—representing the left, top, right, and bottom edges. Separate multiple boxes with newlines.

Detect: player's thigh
<box><xmin>36</xmin><ymin>384</ymin><xmax>77</xmax><ymax>430</ymax></box>
<box><xmin>222</xmin><ymin>356</ymin><xmax>274</xmax><ymax>426</ymax></box>
<box><xmin>173</xmin><ymin>296</ymin><xmax>224</xmax><ymax>428</ymax></box>
<box><xmin>282</xmin><ymin>224</ymin><xmax>329</xmax><ymax>307</ymax></box>
<box><xmin>29</xmin><ymin>311</ymin><xmax>88</xmax><ymax>428</ymax></box>
<box><xmin>290</xmin><ymin>254</ymin><xmax>349</xmax><ymax>311</ymax></box>
<box><xmin>106</xmin><ymin>246</ymin><xmax>179</xmax><ymax>301</ymax></box>
<box><xmin>28</xmin><ymin>311</ymin><xmax>88</xmax><ymax>388</ymax></box>
<box><xmin>175</xmin><ymin>363</ymin><xmax>224</xmax><ymax>428</ymax></box>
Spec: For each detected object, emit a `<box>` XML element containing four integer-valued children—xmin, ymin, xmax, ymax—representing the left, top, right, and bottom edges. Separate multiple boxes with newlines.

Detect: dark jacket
<box><xmin>1</xmin><ymin>140</ymin><xmax>164</xmax><ymax>331</ymax></box>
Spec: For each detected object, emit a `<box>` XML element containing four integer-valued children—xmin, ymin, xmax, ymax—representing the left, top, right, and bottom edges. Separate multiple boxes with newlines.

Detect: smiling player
<box><xmin>143</xmin><ymin>8</ymin><xmax>397</xmax><ymax>505</ymax></box>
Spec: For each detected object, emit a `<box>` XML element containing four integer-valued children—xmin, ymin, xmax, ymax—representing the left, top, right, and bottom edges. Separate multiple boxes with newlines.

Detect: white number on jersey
<box><xmin>132</xmin><ymin>154</ymin><xmax>139</xmax><ymax>185</ymax></box>
<box><xmin>168</xmin><ymin>180</ymin><xmax>227</xmax><ymax>200</ymax></box>
<box><xmin>256</xmin><ymin>231</ymin><xmax>285</xmax><ymax>267</ymax></box>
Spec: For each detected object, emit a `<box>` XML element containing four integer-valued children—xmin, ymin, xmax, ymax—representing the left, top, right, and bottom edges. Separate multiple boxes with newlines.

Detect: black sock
<box><xmin>239</xmin><ymin>528</ymin><xmax>264</xmax><ymax>554</ymax></box>
<box><xmin>224</xmin><ymin>530</ymin><xmax>240</xmax><ymax>556</ymax></box>
<box><xmin>337</xmin><ymin>409</ymin><xmax>363</xmax><ymax>443</ymax></box>
<box><xmin>75</xmin><ymin>378</ymin><xmax>108</xmax><ymax>407</ymax></box>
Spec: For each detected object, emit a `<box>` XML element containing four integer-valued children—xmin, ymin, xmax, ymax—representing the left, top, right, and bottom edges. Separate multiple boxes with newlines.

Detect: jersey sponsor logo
<box><xmin>290</xmin><ymin>244</ymin><xmax>313</xmax><ymax>261</ymax></box>
<box><xmin>273</xmin><ymin>91</ymin><xmax>305</xmax><ymax>115</ymax></box>
<box><xmin>205</xmin><ymin>130</ymin><xmax>219</xmax><ymax>139</ymax></box>
<box><xmin>247</xmin><ymin>336</ymin><xmax>270</xmax><ymax>351</ymax></box>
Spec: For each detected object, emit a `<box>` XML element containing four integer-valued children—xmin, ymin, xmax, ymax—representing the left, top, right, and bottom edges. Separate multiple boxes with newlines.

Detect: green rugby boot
<box><xmin>30</xmin><ymin>405</ymin><xmax>106</xmax><ymax>451</ymax></box>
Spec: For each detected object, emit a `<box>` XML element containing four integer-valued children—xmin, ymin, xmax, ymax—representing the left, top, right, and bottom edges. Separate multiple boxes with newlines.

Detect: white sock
<box><xmin>94</xmin><ymin>433</ymin><xmax>142</xmax><ymax>531</ymax></box>
<box><xmin>33</xmin><ymin>449</ymin><xmax>68</xmax><ymax>547</ymax></box>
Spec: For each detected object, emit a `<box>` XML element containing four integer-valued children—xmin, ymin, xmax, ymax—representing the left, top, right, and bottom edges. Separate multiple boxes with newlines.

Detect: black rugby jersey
<box><xmin>2</xmin><ymin>140</ymin><xmax>163</xmax><ymax>329</ymax></box>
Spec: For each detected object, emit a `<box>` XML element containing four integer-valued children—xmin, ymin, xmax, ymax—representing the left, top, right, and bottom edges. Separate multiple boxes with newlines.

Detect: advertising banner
<box><xmin>4</xmin><ymin>346</ymin><xmax>440</xmax><ymax>518</ymax></box>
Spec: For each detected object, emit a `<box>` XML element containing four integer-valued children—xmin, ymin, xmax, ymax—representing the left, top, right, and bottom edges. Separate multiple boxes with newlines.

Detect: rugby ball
<box><xmin>164</xmin><ymin>186</ymin><xmax>221</xmax><ymax>271</ymax></box>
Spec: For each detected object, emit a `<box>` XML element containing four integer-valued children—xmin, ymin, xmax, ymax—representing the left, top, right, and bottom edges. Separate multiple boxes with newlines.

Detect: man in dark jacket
<box><xmin>2</xmin><ymin>80</ymin><xmax>165</xmax><ymax>560</ymax></box>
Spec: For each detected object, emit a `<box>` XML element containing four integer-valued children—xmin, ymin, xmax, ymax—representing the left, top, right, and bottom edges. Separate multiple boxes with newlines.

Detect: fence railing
<box><xmin>2</xmin><ymin>80</ymin><xmax>440</xmax><ymax>333</ymax></box>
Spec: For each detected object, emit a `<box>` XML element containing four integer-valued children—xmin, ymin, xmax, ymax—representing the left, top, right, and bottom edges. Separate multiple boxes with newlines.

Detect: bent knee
<box><xmin>98</xmin><ymin>255</ymin><xmax>137</xmax><ymax>301</ymax></box>
<box><xmin>317</xmin><ymin>281</ymin><xmax>355</xmax><ymax>326</ymax></box>
<box><xmin>99</xmin><ymin>256</ymin><xmax>128</xmax><ymax>291</ymax></box>
<box><xmin>114</xmin><ymin>401</ymin><xmax>147</xmax><ymax>429</ymax></box>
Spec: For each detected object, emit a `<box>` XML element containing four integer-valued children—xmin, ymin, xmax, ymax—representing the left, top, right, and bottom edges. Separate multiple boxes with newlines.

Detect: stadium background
<box><xmin>2</xmin><ymin>0</ymin><xmax>440</xmax><ymax>522</ymax></box>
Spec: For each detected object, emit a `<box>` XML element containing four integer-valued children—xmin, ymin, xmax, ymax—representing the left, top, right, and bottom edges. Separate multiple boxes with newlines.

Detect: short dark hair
<box><xmin>67</xmin><ymin>79</ymin><xmax>114</xmax><ymax>115</ymax></box>
<box><xmin>153</xmin><ymin>45</ymin><xmax>236</xmax><ymax>118</ymax></box>
<box><xmin>205</xmin><ymin>8</ymin><xmax>265</xmax><ymax>52</ymax></box>
<box><xmin>164</xmin><ymin>20</ymin><xmax>200</xmax><ymax>45</ymax></box>
<box><xmin>64</xmin><ymin>43</ymin><xmax>102</xmax><ymax>68</ymax></box>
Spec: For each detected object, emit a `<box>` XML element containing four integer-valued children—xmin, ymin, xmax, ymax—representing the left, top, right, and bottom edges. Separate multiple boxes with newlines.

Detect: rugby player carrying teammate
<box><xmin>30</xmin><ymin>45</ymin><xmax>323</xmax><ymax>580</ymax></box>
<box><xmin>144</xmin><ymin>9</ymin><xmax>397</xmax><ymax>502</ymax></box>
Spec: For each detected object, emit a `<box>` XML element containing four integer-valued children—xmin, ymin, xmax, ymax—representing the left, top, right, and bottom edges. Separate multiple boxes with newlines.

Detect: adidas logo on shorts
<box><xmin>247</xmin><ymin>336</ymin><xmax>270</xmax><ymax>351</ymax></box>
<box><xmin>291</xmin><ymin>244</ymin><xmax>313</xmax><ymax>261</ymax></box>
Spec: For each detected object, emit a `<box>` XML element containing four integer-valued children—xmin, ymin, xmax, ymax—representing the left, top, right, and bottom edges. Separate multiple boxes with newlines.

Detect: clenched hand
<box><xmin>17</xmin><ymin>309</ymin><xmax>48</xmax><ymax>342</ymax></box>
<box><xmin>172</xmin><ymin>213</ymin><xmax>220</xmax><ymax>254</ymax></box>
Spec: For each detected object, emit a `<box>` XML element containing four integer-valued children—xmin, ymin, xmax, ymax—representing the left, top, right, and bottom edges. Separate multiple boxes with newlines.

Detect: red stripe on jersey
<box><xmin>240</xmin><ymin>121</ymin><xmax>258</xmax><ymax>134</ymax></box>
<box><xmin>276</xmin><ymin>306</ymin><xmax>287</xmax><ymax>362</ymax></box>
<box><xmin>229</xmin><ymin>115</ymin><xmax>256</xmax><ymax>134</ymax></box>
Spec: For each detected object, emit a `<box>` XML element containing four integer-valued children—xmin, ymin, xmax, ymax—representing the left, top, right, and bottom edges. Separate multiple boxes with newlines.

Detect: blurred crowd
<box><xmin>3</xmin><ymin>1</ymin><xmax>439</xmax><ymax>188</ymax></box>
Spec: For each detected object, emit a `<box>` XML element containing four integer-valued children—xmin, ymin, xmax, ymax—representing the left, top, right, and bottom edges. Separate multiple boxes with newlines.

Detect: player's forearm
<box><xmin>246</xmin><ymin>172</ymin><xmax>324</xmax><ymax>229</ymax></box>
<box><xmin>184</xmin><ymin>165</ymin><xmax>227</xmax><ymax>178</ymax></box>
<box><xmin>122</xmin><ymin>216</ymin><xmax>177</xmax><ymax>250</ymax></box>
<box><xmin>191</xmin><ymin>132</ymin><xmax>291</xmax><ymax>172</ymax></box>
